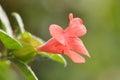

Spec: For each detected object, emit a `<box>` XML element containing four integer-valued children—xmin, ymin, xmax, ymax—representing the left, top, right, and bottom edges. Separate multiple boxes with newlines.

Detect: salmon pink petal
<box><xmin>65</xmin><ymin>13</ymin><xmax>87</xmax><ymax>37</ymax></box>
<box><xmin>37</xmin><ymin>38</ymin><xmax>65</xmax><ymax>54</ymax></box>
<box><xmin>64</xmin><ymin>50</ymin><xmax>85</xmax><ymax>63</ymax></box>
<box><xmin>69</xmin><ymin>13</ymin><xmax>83</xmax><ymax>24</ymax></box>
<box><xmin>67</xmin><ymin>37</ymin><xmax>90</xmax><ymax>57</ymax></box>
<box><xmin>49</xmin><ymin>24</ymin><xmax>65</xmax><ymax>45</ymax></box>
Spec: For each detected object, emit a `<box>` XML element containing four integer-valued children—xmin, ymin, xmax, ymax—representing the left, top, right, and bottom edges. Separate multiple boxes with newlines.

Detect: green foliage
<box><xmin>0</xmin><ymin>60</ymin><xmax>18</xmax><ymax>80</ymax></box>
<box><xmin>38</xmin><ymin>52</ymin><xmax>67</xmax><ymax>66</ymax></box>
<box><xmin>0</xmin><ymin>61</ymin><xmax>10</xmax><ymax>80</ymax></box>
<box><xmin>0</xmin><ymin>5</ymin><xmax>12</xmax><ymax>36</ymax></box>
<box><xmin>0</xmin><ymin>30</ymin><xmax>22</xmax><ymax>50</ymax></box>
<box><xmin>12</xmin><ymin>12</ymin><xmax>25</xmax><ymax>34</ymax></box>
<box><xmin>13</xmin><ymin>32</ymin><xmax>41</xmax><ymax>62</ymax></box>
<box><xmin>11</xmin><ymin>59</ymin><xmax>38</xmax><ymax>80</ymax></box>
<box><xmin>0</xmin><ymin>4</ymin><xmax>67</xmax><ymax>80</ymax></box>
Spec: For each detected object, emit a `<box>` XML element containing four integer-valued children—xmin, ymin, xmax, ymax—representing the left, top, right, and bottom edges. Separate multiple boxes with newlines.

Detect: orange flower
<box><xmin>37</xmin><ymin>13</ymin><xmax>90</xmax><ymax>63</ymax></box>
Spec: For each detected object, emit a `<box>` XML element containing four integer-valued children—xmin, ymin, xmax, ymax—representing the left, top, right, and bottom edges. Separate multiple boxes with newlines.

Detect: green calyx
<box><xmin>14</xmin><ymin>32</ymin><xmax>42</xmax><ymax>63</ymax></box>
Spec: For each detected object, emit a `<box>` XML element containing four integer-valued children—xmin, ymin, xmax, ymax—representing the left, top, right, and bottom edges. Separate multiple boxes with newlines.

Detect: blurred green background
<box><xmin>0</xmin><ymin>0</ymin><xmax>120</xmax><ymax>80</ymax></box>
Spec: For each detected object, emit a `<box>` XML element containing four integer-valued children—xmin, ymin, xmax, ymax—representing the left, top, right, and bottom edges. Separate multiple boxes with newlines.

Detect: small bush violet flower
<box><xmin>37</xmin><ymin>13</ymin><xmax>90</xmax><ymax>63</ymax></box>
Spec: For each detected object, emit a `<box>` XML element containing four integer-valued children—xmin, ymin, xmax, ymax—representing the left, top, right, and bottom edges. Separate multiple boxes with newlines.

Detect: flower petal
<box><xmin>64</xmin><ymin>50</ymin><xmax>85</xmax><ymax>63</ymax></box>
<box><xmin>37</xmin><ymin>38</ymin><xmax>64</xmax><ymax>54</ymax></box>
<box><xmin>65</xmin><ymin>13</ymin><xmax>87</xmax><ymax>37</ymax></box>
<box><xmin>49</xmin><ymin>24</ymin><xmax>65</xmax><ymax>45</ymax></box>
<box><xmin>67</xmin><ymin>37</ymin><xmax>90</xmax><ymax>57</ymax></box>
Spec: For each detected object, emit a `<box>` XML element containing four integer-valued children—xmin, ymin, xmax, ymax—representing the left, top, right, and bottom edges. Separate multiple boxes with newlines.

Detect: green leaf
<box><xmin>0</xmin><ymin>60</ymin><xmax>10</xmax><ymax>80</ymax></box>
<box><xmin>0</xmin><ymin>61</ymin><xmax>9</xmax><ymax>79</ymax></box>
<box><xmin>0</xmin><ymin>30</ymin><xmax>22</xmax><ymax>50</ymax></box>
<box><xmin>0</xmin><ymin>60</ymin><xmax>21</xmax><ymax>80</ymax></box>
<box><xmin>11</xmin><ymin>59</ymin><xmax>38</xmax><ymax>80</ymax></box>
<box><xmin>0</xmin><ymin>5</ymin><xmax>12</xmax><ymax>36</ymax></box>
<box><xmin>38</xmin><ymin>52</ymin><xmax>67</xmax><ymax>66</ymax></box>
<box><xmin>12</xmin><ymin>12</ymin><xmax>25</xmax><ymax>34</ymax></box>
